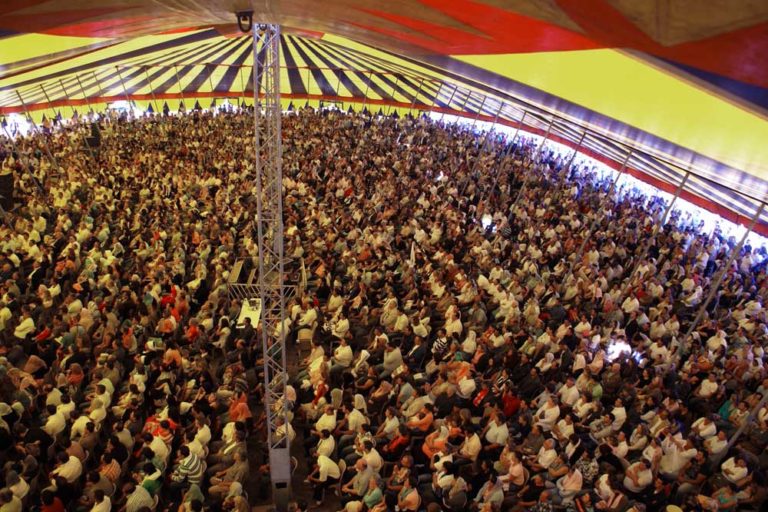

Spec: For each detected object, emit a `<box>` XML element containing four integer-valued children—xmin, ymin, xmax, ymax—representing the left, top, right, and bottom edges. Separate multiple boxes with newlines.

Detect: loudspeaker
<box><xmin>0</xmin><ymin>171</ymin><xmax>14</xmax><ymax>211</ymax></box>
<box><xmin>86</xmin><ymin>122</ymin><xmax>101</xmax><ymax>149</ymax></box>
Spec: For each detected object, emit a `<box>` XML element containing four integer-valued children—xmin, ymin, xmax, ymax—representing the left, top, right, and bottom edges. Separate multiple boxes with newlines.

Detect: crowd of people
<box><xmin>0</xmin><ymin>105</ymin><xmax>766</xmax><ymax>512</ymax></box>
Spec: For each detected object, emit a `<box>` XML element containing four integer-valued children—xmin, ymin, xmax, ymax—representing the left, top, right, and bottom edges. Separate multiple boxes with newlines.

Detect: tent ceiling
<box><xmin>1</xmin><ymin>1</ymin><xmax>767</xmax><ymax>92</ymax></box>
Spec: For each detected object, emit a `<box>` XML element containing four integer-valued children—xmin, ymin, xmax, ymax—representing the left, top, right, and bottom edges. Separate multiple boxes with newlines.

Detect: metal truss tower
<box><xmin>239</xmin><ymin>15</ymin><xmax>292</xmax><ymax>510</ymax></box>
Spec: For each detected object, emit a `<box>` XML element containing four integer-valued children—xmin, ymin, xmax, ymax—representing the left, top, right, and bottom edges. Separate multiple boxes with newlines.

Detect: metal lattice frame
<box><xmin>251</xmin><ymin>21</ymin><xmax>292</xmax><ymax>506</ymax></box>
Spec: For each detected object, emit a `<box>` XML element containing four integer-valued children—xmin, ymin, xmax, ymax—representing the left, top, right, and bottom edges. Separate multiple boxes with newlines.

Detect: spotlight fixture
<box><xmin>236</xmin><ymin>10</ymin><xmax>253</xmax><ymax>33</ymax></box>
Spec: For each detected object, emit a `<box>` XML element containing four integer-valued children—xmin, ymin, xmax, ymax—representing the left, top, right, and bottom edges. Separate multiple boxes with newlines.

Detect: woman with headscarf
<box><xmin>535</xmin><ymin>352</ymin><xmax>556</xmax><ymax>373</ymax></box>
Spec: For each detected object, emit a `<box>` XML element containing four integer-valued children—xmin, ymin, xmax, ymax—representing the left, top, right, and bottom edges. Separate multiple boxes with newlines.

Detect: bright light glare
<box><xmin>108</xmin><ymin>101</ymin><xmax>143</xmax><ymax>117</ymax></box>
<box><xmin>6</xmin><ymin>113</ymin><xmax>31</xmax><ymax>137</ymax></box>
<box><xmin>606</xmin><ymin>339</ymin><xmax>632</xmax><ymax>362</ymax></box>
<box><xmin>481</xmin><ymin>213</ymin><xmax>494</xmax><ymax>229</ymax></box>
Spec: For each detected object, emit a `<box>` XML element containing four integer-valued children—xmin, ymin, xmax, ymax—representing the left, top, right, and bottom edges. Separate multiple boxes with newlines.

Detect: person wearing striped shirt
<box><xmin>171</xmin><ymin>446</ymin><xmax>205</xmax><ymax>486</ymax></box>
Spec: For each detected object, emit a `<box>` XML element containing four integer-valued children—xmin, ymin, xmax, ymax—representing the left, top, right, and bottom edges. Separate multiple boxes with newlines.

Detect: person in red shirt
<box><xmin>502</xmin><ymin>384</ymin><xmax>521</xmax><ymax>418</ymax></box>
<box><xmin>40</xmin><ymin>489</ymin><xmax>65</xmax><ymax>512</ymax></box>
<box><xmin>382</xmin><ymin>425</ymin><xmax>411</xmax><ymax>463</ymax></box>
<box><xmin>406</xmin><ymin>403</ymin><xmax>434</xmax><ymax>433</ymax></box>
<box><xmin>185</xmin><ymin>318</ymin><xmax>201</xmax><ymax>344</ymax></box>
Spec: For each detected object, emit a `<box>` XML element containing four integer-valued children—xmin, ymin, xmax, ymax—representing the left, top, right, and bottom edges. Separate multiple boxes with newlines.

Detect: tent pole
<box><xmin>715</xmin><ymin>391</ymin><xmax>768</xmax><ymax>467</ymax></box>
<box><xmin>0</xmin><ymin>121</ymin><xmax>45</xmax><ymax>194</ymax></box>
<box><xmin>360</xmin><ymin>70</ymin><xmax>373</xmax><ymax>114</ymax></box>
<box><xmin>238</xmin><ymin>64</ymin><xmax>246</xmax><ymax>108</ymax></box>
<box><xmin>471</xmin><ymin>94</ymin><xmax>487</xmax><ymax>129</ymax></box>
<box><xmin>334</xmin><ymin>69</ymin><xmax>342</xmax><ymax>109</ymax></box>
<box><xmin>114</xmin><ymin>66</ymin><xmax>133</xmax><ymax>111</ymax></box>
<box><xmin>417</xmin><ymin>80</ymin><xmax>446</xmax><ymax>145</ymax></box>
<box><xmin>680</xmin><ymin>200</ymin><xmax>766</xmax><ymax>356</ymax></box>
<box><xmin>484</xmin><ymin>109</ymin><xmax>528</xmax><ymax>203</ymax></box>
<box><xmin>75</xmin><ymin>74</ymin><xmax>95</xmax><ymax>116</ymax></box>
<box><xmin>408</xmin><ymin>77</ymin><xmax>425</xmax><ymax>117</ymax></box>
<box><xmin>14</xmin><ymin>90</ymin><xmax>60</xmax><ymax>174</ymax></box>
<box><xmin>72</xmin><ymin>78</ymin><xmax>99</xmax><ymax>162</ymax></box>
<box><xmin>511</xmin><ymin>116</ymin><xmax>555</xmax><ymax>209</ymax></box>
<box><xmin>207</xmin><ymin>64</ymin><xmax>216</xmax><ymax>107</ymax></box>
<box><xmin>563</xmin><ymin>130</ymin><xmax>587</xmax><ymax>180</ymax></box>
<box><xmin>386</xmin><ymin>75</ymin><xmax>399</xmax><ymax>116</ymax></box>
<box><xmin>91</xmin><ymin>71</ymin><xmax>104</xmax><ymax>102</ymax></box>
<box><xmin>174</xmin><ymin>64</ymin><xmax>185</xmax><ymax>110</ymax></box>
<box><xmin>569</xmin><ymin>148</ymin><xmax>633</xmax><ymax>274</ymax></box>
<box><xmin>38</xmin><ymin>83</ymin><xmax>56</xmax><ymax>112</ymax></box>
<box><xmin>461</xmin><ymin>100</ymin><xmax>503</xmax><ymax>196</ymax></box>
<box><xmin>439</xmin><ymin>84</ymin><xmax>460</xmax><ymax>123</ymax></box>
<box><xmin>58</xmin><ymin>79</ymin><xmax>78</xmax><ymax>117</ymax></box>
<box><xmin>49</xmin><ymin>81</ymin><xmax>96</xmax><ymax>162</ymax></box>
<box><xmin>144</xmin><ymin>66</ymin><xmax>159</xmax><ymax>113</ymax></box>
<box><xmin>621</xmin><ymin>166</ymin><xmax>692</xmax><ymax>298</ymax></box>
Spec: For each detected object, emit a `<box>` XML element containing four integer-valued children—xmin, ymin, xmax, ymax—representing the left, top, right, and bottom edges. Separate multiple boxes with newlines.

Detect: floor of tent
<box><xmin>248</xmin><ymin>344</ymin><xmax>341</xmax><ymax>511</ymax></box>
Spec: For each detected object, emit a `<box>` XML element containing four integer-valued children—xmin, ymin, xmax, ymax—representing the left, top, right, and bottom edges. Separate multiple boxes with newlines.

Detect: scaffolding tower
<box><xmin>231</xmin><ymin>15</ymin><xmax>292</xmax><ymax>511</ymax></box>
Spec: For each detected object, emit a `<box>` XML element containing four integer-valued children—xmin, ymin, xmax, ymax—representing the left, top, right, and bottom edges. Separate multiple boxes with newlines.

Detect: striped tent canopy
<box><xmin>0</xmin><ymin>30</ymin><xmax>501</xmax><ymax>118</ymax></box>
<box><xmin>0</xmin><ymin>1</ymin><xmax>766</xmax><ymax>233</ymax></box>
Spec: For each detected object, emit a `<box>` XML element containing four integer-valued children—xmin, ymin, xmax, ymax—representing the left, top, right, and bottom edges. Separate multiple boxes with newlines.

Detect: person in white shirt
<box><xmin>330</xmin><ymin>310</ymin><xmax>350</xmax><ymax>340</ymax></box>
<box><xmin>558</xmin><ymin>378</ymin><xmax>580</xmax><ymax>407</ymax></box>
<box><xmin>659</xmin><ymin>435</ymin><xmax>697</xmax><ymax>479</ymax></box>
<box><xmin>611</xmin><ymin>432</ymin><xmax>629</xmax><ymax>459</ymax></box>
<box><xmin>361</xmin><ymin>440</ymin><xmax>383</xmax><ymax>473</ymax></box>
<box><xmin>275</xmin><ymin>418</ymin><xmax>297</xmax><ymax>444</ymax></box>
<box><xmin>721</xmin><ymin>456</ymin><xmax>750</xmax><ymax>485</ymax></box>
<box><xmin>552</xmin><ymin>415</ymin><xmax>575</xmax><ymax>444</ymax></box>
<box><xmin>13</xmin><ymin>307</ymin><xmax>35</xmax><ymax>339</ymax></box>
<box><xmin>89</xmin><ymin>490</ymin><xmax>111</xmax><ymax>512</ymax></box>
<box><xmin>483</xmin><ymin>410</ymin><xmax>509</xmax><ymax>449</ymax></box>
<box><xmin>704</xmin><ymin>431</ymin><xmax>728</xmax><ymax>460</ymax></box>
<box><xmin>308</xmin><ymin>455</ymin><xmax>340</xmax><ymax>503</ymax></box>
<box><xmin>621</xmin><ymin>294</ymin><xmax>640</xmax><ymax>314</ymax></box>
<box><xmin>194</xmin><ymin>418</ymin><xmax>212</xmax><ymax>446</ymax></box>
<box><xmin>296</xmin><ymin>302</ymin><xmax>318</xmax><ymax>329</ymax></box>
<box><xmin>529</xmin><ymin>439</ymin><xmax>557</xmax><ymax>472</ymax></box>
<box><xmin>691</xmin><ymin>416</ymin><xmax>717</xmax><ymax>439</ymax></box>
<box><xmin>648</xmin><ymin>339</ymin><xmax>670</xmax><ymax>364</ymax></box>
<box><xmin>623</xmin><ymin>460</ymin><xmax>653</xmax><ymax>493</ymax></box>
<box><xmin>706</xmin><ymin>330</ymin><xmax>727</xmax><ymax>353</ymax></box>
<box><xmin>43</xmin><ymin>405</ymin><xmax>67</xmax><ymax>437</ymax></box>
<box><xmin>330</xmin><ymin>338</ymin><xmax>354</xmax><ymax>374</ymax></box>
<box><xmin>52</xmin><ymin>452</ymin><xmax>83</xmax><ymax>483</ymax></box>
<box><xmin>444</xmin><ymin>309</ymin><xmax>463</xmax><ymax>338</ymax></box>
<box><xmin>313</xmin><ymin>429</ymin><xmax>336</xmax><ymax>458</ymax></box>
<box><xmin>534</xmin><ymin>397</ymin><xmax>560</xmax><ymax>432</ymax></box>
<box><xmin>457</xmin><ymin>427</ymin><xmax>482</xmax><ymax>464</ymax></box>
<box><xmin>148</xmin><ymin>433</ymin><xmax>170</xmax><ymax>462</ymax></box>
<box><xmin>379</xmin><ymin>343</ymin><xmax>403</xmax><ymax>377</ymax></box>
<box><xmin>696</xmin><ymin>374</ymin><xmax>720</xmax><ymax>399</ymax></box>
<box><xmin>611</xmin><ymin>399</ymin><xmax>627</xmax><ymax>431</ymax></box>
<box><xmin>553</xmin><ymin>466</ymin><xmax>582</xmax><ymax>504</ymax></box>
<box><xmin>0</xmin><ymin>303</ymin><xmax>11</xmax><ymax>331</ymax></box>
